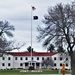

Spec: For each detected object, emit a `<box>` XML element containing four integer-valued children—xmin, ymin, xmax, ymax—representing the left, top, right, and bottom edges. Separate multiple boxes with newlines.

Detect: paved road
<box><xmin>10</xmin><ymin>74</ymin><xmax>71</xmax><ymax>75</ymax></box>
<box><xmin>43</xmin><ymin>74</ymin><xmax>71</xmax><ymax>75</ymax></box>
<box><xmin>28</xmin><ymin>74</ymin><xmax>71</xmax><ymax>75</ymax></box>
<box><xmin>33</xmin><ymin>74</ymin><xmax>71</xmax><ymax>75</ymax></box>
<box><xmin>11</xmin><ymin>74</ymin><xmax>71</xmax><ymax>75</ymax></box>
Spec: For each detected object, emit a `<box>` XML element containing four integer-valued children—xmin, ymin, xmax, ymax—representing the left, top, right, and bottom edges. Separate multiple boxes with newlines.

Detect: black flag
<box><xmin>33</xmin><ymin>16</ymin><xmax>38</xmax><ymax>20</ymax></box>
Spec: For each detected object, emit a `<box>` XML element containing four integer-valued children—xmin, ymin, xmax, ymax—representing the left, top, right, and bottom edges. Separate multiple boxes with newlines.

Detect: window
<box><xmin>15</xmin><ymin>57</ymin><xmax>17</xmax><ymax>60</ymax></box>
<box><xmin>54</xmin><ymin>57</ymin><xmax>56</xmax><ymax>60</ymax></box>
<box><xmin>32</xmin><ymin>57</ymin><xmax>33</xmax><ymax>60</ymax></box>
<box><xmin>66</xmin><ymin>58</ymin><xmax>68</xmax><ymax>60</ymax></box>
<box><xmin>66</xmin><ymin>64</ymin><xmax>68</xmax><ymax>67</ymax></box>
<box><xmin>42</xmin><ymin>57</ymin><xmax>44</xmax><ymax>60</ymax></box>
<box><xmin>20</xmin><ymin>63</ymin><xmax>23</xmax><ymax>66</ymax></box>
<box><xmin>2</xmin><ymin>57</ymin><xmax>5</xmax><ymax>60</ymax></box>
<box><xmin>8</xmin><ymin>57</ymin><xmax>11</xmax><ymax>60</ymax></box>
<box><xmin>47</xmin><ymin>57</ymin><xmax>49</xmax><ymax>60</ymax></box>
<box><xmin>25</xmin><ymin>57</ymin><xmax>28</xmax><ymax>60</ymax></box>
<box><xmin>8</xmin><ymin>63</ymin><xmax>11</xmax><ymax>66</ymax></box>
<box><xmin>20</xmin><ymin>57</ymin><xmax>23</xmax><ymax>60</ymax></box>
<box><xmin>36</xmin><ymin>63</ymin><xmax>39</xmax><ymax>66</ymax></box>
<box><xmin>2</xmin><ymin>63</ymin><xmax>5</xmax><ymax>66</ymax></box>
<box><xmin>60</xmin><ymin>57</ymin><xmax>62</xmax><ymax>60</ymax></box>
<box><xmin>54</xmin><ymin>63</ymin><xmax>56</xmax><ymax>66</ymax></box>
<box><xmin>25</xmin><ymin>63</ymin><xmax>28</xmax><ymax>66</ymax></box>
<box><xmin>37</xmin><ymin>57</ymin><xmax>39</xmax><ymax>60</ymax></box>
<box><xmin>60</xmin><ymin>63</ymin><xmax>62</xmax><ymax>66</ymax></box>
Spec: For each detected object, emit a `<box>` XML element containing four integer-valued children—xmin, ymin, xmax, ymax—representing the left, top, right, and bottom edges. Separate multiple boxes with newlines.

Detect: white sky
<box><xmin>0</xmin><ymin>0</ymin><xmax>73</xmax><ymax>52</ymax></box>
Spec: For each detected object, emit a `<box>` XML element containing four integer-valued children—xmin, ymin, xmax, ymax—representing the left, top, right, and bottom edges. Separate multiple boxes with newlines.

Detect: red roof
<box><xmin>9</xmin><ymin>52</ymin><xmax>58</xmax><ymax>56</ymax></box>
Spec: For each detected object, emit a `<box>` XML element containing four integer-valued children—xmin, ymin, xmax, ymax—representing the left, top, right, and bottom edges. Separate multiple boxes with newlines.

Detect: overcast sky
<box><xmin>0</xmin><ymin>0</ymin><xmax>73</xmax><ymax>52</ymax></box>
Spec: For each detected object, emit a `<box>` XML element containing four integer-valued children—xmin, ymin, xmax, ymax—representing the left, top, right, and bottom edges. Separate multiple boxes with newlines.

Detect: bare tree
<box><xmin>37</xmin><ymin>2</ymin><xmax>75</xmax><ymax>75</ymax></box>
<box><xmin>0</xmin><ymin>21</ymin><xmax>25</xmax><ymax>56</ymax></box>
<box><xmin>0</xmin><ymin>21</ymin><xmax>15</xmax><ymax>37</ymax></box>
<box><xmin>42</xmin><ymin>57</ymin><xmax>54</xmax><ymax>68</ymax></box>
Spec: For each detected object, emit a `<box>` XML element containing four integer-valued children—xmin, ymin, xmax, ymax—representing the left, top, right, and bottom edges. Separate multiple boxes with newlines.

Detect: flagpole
<box><xmin>31</xmin><ymin>6</ymin><xmax>33</xmax><ymax>66</ymax></box>
<box><xmin>30</xmin><ymin>6</ymin><xmax>37</xmax><ymax>68</ymax></box>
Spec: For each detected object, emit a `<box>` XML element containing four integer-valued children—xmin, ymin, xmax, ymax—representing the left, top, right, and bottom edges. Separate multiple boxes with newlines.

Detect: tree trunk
<box><xmin>69</xmin><ymin>51</ymin><xmax>75</xmax><ymax>75</ymax></box>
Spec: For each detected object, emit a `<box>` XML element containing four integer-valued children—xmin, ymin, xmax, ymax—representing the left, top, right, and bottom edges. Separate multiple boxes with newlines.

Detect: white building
<box><xmin>0</xmin><ymin>52</ymin><xmax>71</xmax><ymax>70</ymax></box>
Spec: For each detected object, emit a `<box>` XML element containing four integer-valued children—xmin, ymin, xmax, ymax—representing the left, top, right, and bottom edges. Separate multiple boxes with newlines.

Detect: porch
<box><xmin>22</xmin><ymin>61</ymin><xmax>42</xmax><ymax>69</ymax></box>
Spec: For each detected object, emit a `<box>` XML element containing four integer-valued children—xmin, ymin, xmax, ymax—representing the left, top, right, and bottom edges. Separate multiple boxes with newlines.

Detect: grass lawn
<box><xmin>0</xmin><ymin>69</ymin><xmax>71</xmax><ymax>75</ymax></box>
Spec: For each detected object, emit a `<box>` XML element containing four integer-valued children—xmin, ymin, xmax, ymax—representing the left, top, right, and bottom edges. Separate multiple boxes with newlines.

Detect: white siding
<box><xmin>0</xmin><ymin>53</ymin><xmax>71</xmax><ymax>70</ymax></box>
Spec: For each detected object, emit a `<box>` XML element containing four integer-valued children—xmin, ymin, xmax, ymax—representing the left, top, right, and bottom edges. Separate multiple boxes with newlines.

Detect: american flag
<box><xmin>32</xmin><ymin>6</ymin><xmax>36</xmax><ymax>11</ymax></box>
